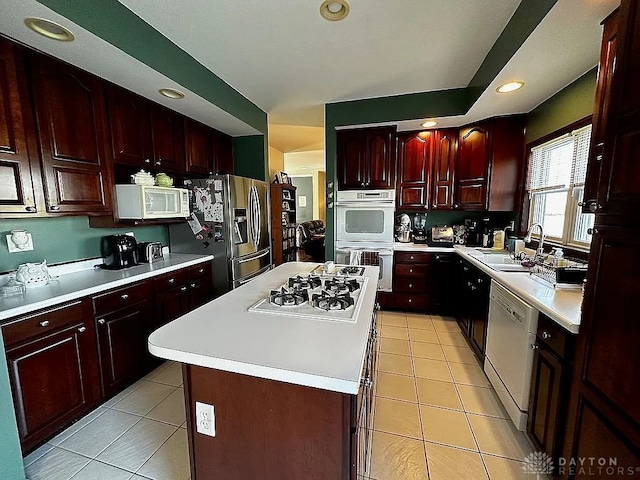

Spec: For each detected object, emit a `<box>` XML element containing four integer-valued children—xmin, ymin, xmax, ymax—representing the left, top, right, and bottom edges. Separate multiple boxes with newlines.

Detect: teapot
<box><xmin>16</xmin><ymin>260</ymin><xmax>51</xmax><ymax>289</ymax></box>
<box><xmin>130</xmin><ymin>169</ymin><xmax>155</xmax><ymax>186</ymax></box>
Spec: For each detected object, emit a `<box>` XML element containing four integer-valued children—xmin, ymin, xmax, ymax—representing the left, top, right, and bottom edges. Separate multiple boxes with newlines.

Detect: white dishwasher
<box><xmin>484</xmin><ymin>280</ymin><xmax>539</xmax><ymax>431</ymax></box>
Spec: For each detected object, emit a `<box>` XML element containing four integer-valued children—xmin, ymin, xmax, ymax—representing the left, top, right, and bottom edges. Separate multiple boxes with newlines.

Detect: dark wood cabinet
<box><xmin>2</xmin><ymin>300</ymin><xmax>101</xmax><ymax>452</ymax></box>
<box><xmin>583</xmin><ymin>10</ymin><xmax>618</xmax><ymax>214</ymax></box>
<box><xmin>455</xmin><ymin>258</ymin><xmax>489</xmax><ymax>361</ymax></box>
<box><xmin>396</xmin><ymin>131</ymin><xmax>432</xmax><ymax>209</ymax></box>
<box><xmin>184</xmin><ymin>118</ymin><xmax>213</xmax><ymax>176</ymax></box>
<box><xmin>150</xmin><ymin>105</ymin><xmax>185</xmax><ymax>173</ymax></box>
<box><xmin>213</xmin><ymin>130</ymin><xmax>234</xmax><ymax>174</ymax></box>
<box><xmin>393</xmin><ymin>251</ymin><xmax>433</xmax><ymax>312</ymax></box>
<box><xmin>106</xmin><ymin>85</ymin><xmax>152</xmax><ymax>168</ymax></box>
<box><xmin>337</xmin><ymin>127</ymin><xmax>395</xmax><ymax>190</ymax></box>
<box><xmin>0</xmin><ymin>39</ymin><xmax>41</xmax><ymax>215</ymax></box>
<box><xmin>527</xmin><ymin>315</ymin><xmax>576</xmax><ymax>467</ymax></box>
<box><xmin>27</xmin><ymin>52</ymin><xmax>112</xmax><ymax>215</ymax></box>
<box><xmin>186</xmin><ymin>262</ymin><xmax>213</xmax><ymax>310</ymax></box>
<box><xmin>93</xmin><ymin>282</ymin><xmax>153</xmax><ymax>397</ymax></box>
<box><xmin>455</xmin><ymin>117</ymin><xmax>525</xmax><ymax>211</ymax></box>
<box><xmin>431</xmin><ymin>129</ymin><xmax>457</xmax><ymax>210</ymax></box>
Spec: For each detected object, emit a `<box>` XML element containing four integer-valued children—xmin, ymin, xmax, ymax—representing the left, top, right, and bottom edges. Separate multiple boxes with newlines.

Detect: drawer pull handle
<box><xmin>39</xmin><ymin>320</ymin><xmax>50</xmax><ymax>327</ymax></box>
<box><xmin>25</xmin><ymin>206</ymin><xmax>36</xmax><ymax>212</ymax></box>
<box><xmin>98</xmin><ymin>319</ymin><xmax>106</xmax><ymax>325</ymax></box>
<box><xmin>180</xmin><ymin>286</ymin><xmax>188</xmax><ymax>291</ymax></box>
<box><xmin>168</xmin><ymin>278</ymin><xmax>175</xmax><ymax>284</ymax></box>
<box><xmin>78</xmin><ymin>326</ymin><xmax>86</xmax><ymax>333</ymax></box>
<box><xmin>410</xmin><ymin>255</ymin><xmax>414</xmax><ymax>260</ymax></box>
<box><xmin>541</xmin><ymin>331</ymin><xmax>552</xmax><ymax>340</ymax></box>
<box><xmin>49</xmin><ymin>205</ymin><xmax>60</xmax><ymax>211</ymax></box>
<box><xmin>198</xmin><ymin>268</ymin><xmax>204</xmax><ymax>274</ymax></box>
<box><xmin>121</xmin><ymin>294</ymin><xmax>129</xmax><ymax>300</ymax></box>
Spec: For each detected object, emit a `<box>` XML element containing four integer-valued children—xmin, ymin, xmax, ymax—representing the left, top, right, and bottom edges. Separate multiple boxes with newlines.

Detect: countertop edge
<box><xmin>0</xmin><ymin>255</ymin><xmax>213</xmax><ymax>321</ymax></box>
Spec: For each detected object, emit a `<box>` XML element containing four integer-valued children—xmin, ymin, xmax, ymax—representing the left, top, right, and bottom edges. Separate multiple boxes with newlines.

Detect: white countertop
<box><xmin>148</xmin><ymin>262</ymin><xmax>380</xmax><ymax>395</ymax></box>
<box><xmin>0</xmin><ymin>254</ymin><xmax>213</xmax><ymax>321</ymax></box>
<box><xmin>392</xmin><ymin>243</ymin><xmax>582</xmax><ymax>333</ymax></box>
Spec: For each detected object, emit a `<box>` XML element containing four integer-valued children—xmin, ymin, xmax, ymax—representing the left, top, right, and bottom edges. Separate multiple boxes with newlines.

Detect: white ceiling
<box><xmin>0</xmin><ymin>0</ymin><xmax>619</xmax><ymax>144</ymax></box>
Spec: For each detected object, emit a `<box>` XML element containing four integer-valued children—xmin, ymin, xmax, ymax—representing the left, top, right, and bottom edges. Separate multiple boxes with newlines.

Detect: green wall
<box><xmin>0</xmin><ymin>330</ymin><xmax>25</xmax><ymax>480</ymax></box>
<box><xmin>526</xmin><ymin>68</ymin><xmax>597</xmax><ymax>143</ymax></box>
<box><xmin>233</xmin><ymin>135</ymin><xmax>267</xmax><ymax>181</ymax></box>
<box><xmin>0</xmin><ymin>217</ymin><xmax>168</xmax><ymax>273</ymax></box>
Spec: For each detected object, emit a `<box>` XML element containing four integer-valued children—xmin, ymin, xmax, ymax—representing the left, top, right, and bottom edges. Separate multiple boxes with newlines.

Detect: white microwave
<box><xmin>115</xmin><ymin>185</ymin><xmax>190</xmax><ymax>219</ymax></box>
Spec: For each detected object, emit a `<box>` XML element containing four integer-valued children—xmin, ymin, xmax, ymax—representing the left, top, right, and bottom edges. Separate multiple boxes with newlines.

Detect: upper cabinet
<box><xmin>337</xmin><ymin>126</ymin><xmax>395</xmax><ymax>190</ymax></box>
<box><xmin>455</xmin><ymin>117</ymin><xmax>525</xmax><ymax>211</ymax></box>
<box><xmin>396</xmin><ymin>131</ymin><xmax>432</xmax><ymax>209</ymax></box>
<box><xmin>27</xmin><ymin>51</ymin><xmax>112</xmax><ymax>215</ymax></box>
<box><xmin>150</xmin><ymin>105</ymin><xmax>185</xmax><ymax>173</ymax></box>
<box><xmin>213</xmin><ymin>130</ymin><xmax>234</xmax><ymax>175</ymax></box>
<box><xmin>0</xmin><ymin>39</ymin><xmax>40</xmax><ymax>215</ymax></box>
<box><xmin>185</xmin><ymin>118</ymin><xmax>213</xmax><ymax>176</ymax></box>
<box><xmin>583</xmin><ymin>11</ymin><xmax>618</xmax><ymax>214</ymax></box>
<box><xmin>431</xmin><ymin>129</ymin><xmax>457</xmax><ymax>210</ymax></box>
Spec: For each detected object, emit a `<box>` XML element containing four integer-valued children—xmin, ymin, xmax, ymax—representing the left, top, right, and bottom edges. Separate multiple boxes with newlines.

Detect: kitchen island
<box><xmin>148</xmin><ymin>262</ymin><xmax>380</xmax><ymax>480</ymax></box>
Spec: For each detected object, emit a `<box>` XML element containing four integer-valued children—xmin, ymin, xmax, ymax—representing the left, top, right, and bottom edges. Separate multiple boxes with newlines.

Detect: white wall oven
<box><xmin>335</xmin><ymin>190</ymin><xmax>395</xmax><ymax>243</ymax></box>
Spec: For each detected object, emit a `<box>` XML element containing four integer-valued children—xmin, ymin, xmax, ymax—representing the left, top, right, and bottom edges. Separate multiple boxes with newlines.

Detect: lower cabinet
<box><xmin>527</xmin><ymin>314</ymin><xmax>576</xmax><ymax>468</ymax></box>
<box><xmin>455</xmin><ymin>258</ymin><xmax>490</xmax><ymax>361</ymax></box>
<box><xmin>93</xmin><ymin>282</ymin><xmax>154</xmax><ymax>397</ymax></box>
<box><xmin>1</xmin><ymin>300</ymin><xmax>101</xmax><ymax>452</ymax></box>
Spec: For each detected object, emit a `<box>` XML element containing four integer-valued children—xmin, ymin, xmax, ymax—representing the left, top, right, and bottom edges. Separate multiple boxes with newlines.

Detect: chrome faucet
<box><xmin>524</xmin><ymin>223</ymin><xmax>545</xmax><ymax>261</ymax></box>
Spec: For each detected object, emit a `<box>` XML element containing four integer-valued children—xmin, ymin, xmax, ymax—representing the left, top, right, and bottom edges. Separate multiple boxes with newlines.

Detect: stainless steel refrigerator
<box><xmin>169</xmin><ymin>175</ymin><xmax>271</xmax><ymax>296</ymax></box>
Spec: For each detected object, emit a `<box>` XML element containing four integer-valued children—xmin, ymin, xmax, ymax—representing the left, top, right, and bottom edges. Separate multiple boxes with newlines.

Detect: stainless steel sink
<box><xmin>469</xmin><ymin>250</ymin><xmax>532</xmax><ymax>272</ymax></box>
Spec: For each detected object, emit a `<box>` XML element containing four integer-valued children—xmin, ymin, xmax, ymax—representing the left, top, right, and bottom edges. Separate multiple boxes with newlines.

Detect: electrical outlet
<box><xmin>125</xmin><ymin>231</ymin><xmax>135</xmax><ymax>237</ymax></box>
<box><xmin>6</xmin><ymin>233</ymin><xmax>34</xmax><ymax>253</ymax></box>
<box><xmin>195</xmin><ymin>401</ymin><xmax>215</xmax><ymax>437</ymax></box>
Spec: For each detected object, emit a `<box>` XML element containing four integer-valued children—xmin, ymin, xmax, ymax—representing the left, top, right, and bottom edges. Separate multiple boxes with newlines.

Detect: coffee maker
<box><xmin>465</xmin><ymin>219</ymin><xmax>482</xmax><ymax>247</ymax></box>
<box><xmin>101</xmin><ymin>234</ymin><xmax>139</xmax><ymax>269</ymax></box>
<box><xmin>412</xmin><ymin>213</ymin><xmax>428</xmax><ymax>244</ymax></box>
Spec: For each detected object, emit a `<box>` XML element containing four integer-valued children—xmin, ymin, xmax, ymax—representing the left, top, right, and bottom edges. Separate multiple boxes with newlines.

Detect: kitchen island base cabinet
<box><xmin>183</xmin><ymin>365</ymin><xmax>362</xmax><ymax>480</ymax></box>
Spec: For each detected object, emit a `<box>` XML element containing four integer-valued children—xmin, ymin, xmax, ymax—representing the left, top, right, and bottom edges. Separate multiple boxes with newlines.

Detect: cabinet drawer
<box><xmin>93</xmin><ymin>281</ymin><xmax>151</xmax><ymax>316</ymax></box>
<box><xmin>2</xmin><ymin>301</ymin><xmax>85</xmax><ymax>347</ymax></box>
<box><xmin>395</xmin><ymin>294</ymin><xmax>428</xmax><ymax>310</ymax></box>
<box><xmin>394</xmin><ymin>277</ymin><xmax>428</xmax><ymax>293</ymax></box>
<box><xmin>395</xmin><ymin>252</ymin><xmax>432</xmax><ymax>264</ymax></box>
<box><xmin>188</xmin><ymin>262</ymin><xmax>211</xmax><ymax>281</ymax></box>
<box><xmin>395</xmin><ymin>264</ymin><xmax>430</xmax><ymax>277</ymax></box>
<box><xmin>537</xmin><ymin>314</ymin><xmax>572</xmax><ymax>359</ymax></box>
<box><xmin>153</xmin><ymin>269</ymin><xmax>188</xmax><ymax>294</ymax></box>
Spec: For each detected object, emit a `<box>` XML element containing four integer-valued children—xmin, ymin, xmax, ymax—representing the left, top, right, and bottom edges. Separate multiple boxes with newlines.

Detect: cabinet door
<box><xmin>431</xmin><ymin>129</ymin><xmax>457</xmax><ymax>210</ymax></box>
<box><xmin>188</xmin><ymin>278</ymin><xmax>213</xmax><ymax>310</ymax></box>
<box><xmin>431</xmin><ymin>254</ymin><xmax>455</xmax><ymax>313</ymax></box>
<box><xmin>366</xmin><ymin>127</ymin><xmax>395</xmax><ymax>189</ymax></box>
<box><xmin>150</xmin><ymin>105</ymin><xmax>184</xmax><ymax>172</ymax></box>
<box><xmin>185</xmin><ymin>118</ymin><xmax>213</xmax><ymax>176</ymax></box>
<box><xmin>396</xmin><ymin>132</ymin><xmax>431</xmax><ymax>209</ymax></box>
<box><xmin>469</xmin><ymin>286</ymin><xmax>488</xmax><ymax>358</ymax></box>
<box><xmin>597</xmin><ymin>2</ymin><xmax>640</xmax><ymax>218</ymax></box>
<box><xmin>456</xmin><ymin>126</ymin><xmax>489</xmax><ymax>210</ymax></box>
<box><xmin>96</xmin><ymin>301</ymin><xmax>153</xmax><ymax>396</ymax></box>
<box><xmin>6</xmin><ymin>321</ymin><xmax>99</xmax><ymax>450</ymax></box>
<box><xmin>0</xmin><ymin>40</ymin><xmax>39</xmax><ymax>215</ymax></box>
<box><xmin>527</xmin><ymin>343</ymin><xmax>564</xmax><ymax>458</ymax></box>
<box><xmin>106</xmin><ymin>85</ymin><xmax>152</xmax><ymax>167</ymax></box>
<box><xmin>154</xmin><ymin>287</ymin><xmax>189</xmax><ymax>329</ymax></box>
<box><xmin>337</xmin><ymin>130</ymin><xmax>366</xmax><ymax>189</ymax></box>
<box><xmin>27</xmin><ymin>52</ymin><xmax>111</xmax><ymax>214</ymax></box>
<box><xmin>213</xmin><ymin>130</ymin><xmax>234</xmax><ymax>174</ymax></box>
<box><xmin>583</xmin><ymin>11</ymin><xmax>618</xmax><ymax>213</ymax></box>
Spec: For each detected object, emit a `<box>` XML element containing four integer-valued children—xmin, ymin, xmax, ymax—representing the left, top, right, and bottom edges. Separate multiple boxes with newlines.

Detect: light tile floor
<box><xmin>24</xmin><ymin>311</ymin><xmax>546</xmax><ymax>480</ymax></box>
<box><xmin>23</xmin><ymin>361</ymin><xmax>190</xmax><ymax>480</ymax></box>
<box><xmin>366</xmin><ymin>311</ymin><xmax>545</xmax><ymax>480</ymax></box>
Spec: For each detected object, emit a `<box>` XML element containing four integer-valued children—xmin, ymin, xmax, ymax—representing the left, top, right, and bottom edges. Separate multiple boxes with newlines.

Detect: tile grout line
<box><xmin>131</xmin><ymin>425</ymin><xmax>181</xmax><ymax>477</ymax></box>
<box><xmin>409</xmin><ymin>313</ymin><xmax>431</xmax><ymax>480</ymax></box>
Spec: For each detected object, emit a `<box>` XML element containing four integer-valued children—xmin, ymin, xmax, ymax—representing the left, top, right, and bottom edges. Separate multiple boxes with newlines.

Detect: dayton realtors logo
<box><xmin>523</xmin><ymin>452</ymin><xmax>640</xmax><ymax>477</ymax></box>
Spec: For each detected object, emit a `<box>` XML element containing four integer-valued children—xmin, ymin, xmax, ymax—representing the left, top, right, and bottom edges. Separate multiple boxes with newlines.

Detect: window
<box><xmin>527</xmin><ymin>125</ymin><xmax>594</xmax><ymax>248</ymax></box>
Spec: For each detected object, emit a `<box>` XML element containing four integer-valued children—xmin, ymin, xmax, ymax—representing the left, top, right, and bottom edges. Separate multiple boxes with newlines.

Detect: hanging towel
<box><xmin>349</xmin><ymin>250</ymin><xmax>362</xmax><ymax>265</ymax></box>
<box><xmin>362</xmin><ymin>251</ymin><xmax>380</xmax><ymax>266</ymax></box>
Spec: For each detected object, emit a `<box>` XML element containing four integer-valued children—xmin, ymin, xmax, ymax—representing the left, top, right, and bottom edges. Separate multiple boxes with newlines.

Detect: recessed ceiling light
<box><xmin>158</xmin><ymin>88</ymin><xmax>185</xmax><ymax>99</ymax></box>
<box><xmin>24</xmin><ymin>18</ymin><xmax>74</xmax><ymax>42</ymax></box>
<box><xmin>421</xmin><ymin>120</ymin><xmax>438</xmax><ymax>128</ymax></box>
<box><xmin>320</xmin><ymin>0</ymin><xmax>350</xmax><ymax>21</ymax></box>
<box><xmin>496</xmin><ymin>81</ymin><xmax>525</xmax><ymax>93</ymax></box>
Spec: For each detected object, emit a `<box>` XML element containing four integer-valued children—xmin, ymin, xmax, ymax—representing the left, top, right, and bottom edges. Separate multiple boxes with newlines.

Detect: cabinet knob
<box><xmin>470</xmin><ymin>285</ymin><xmax>476</xmax><ymax>291</ymax></box>
<box><xmin>531</xmin><ymin>343</ymin><xmax>539</xmax><ymax>350</ymax></box>
<box><xmin>98</xmin><ymin>318</ymin><xmax>106</xmax><ymax>325</ymax></box>
<box><xmin>49</xmin><ymin>205</ymin><xmax>60</xmax><ymax>211</ymax></box>
<box><xmin>587</xmin><ymin>228</ymin><xmax>598</xmax><ymax>235</ymax></box>
<box><xmin>410</xmin><ymin>255</ymin><xmax>414</xmax><ymax>260</ymax></box>
<box><xmin>409</xmin><ymin>283</ymin><xmax>413</xmax><ymax>288</ymax></box>
<box><xmin>155</xmin><ymin>160</ymin><xmax>162</xmax><ymax>166</ymax></box>
<box><xmin>408</xmin><ymin>298</ymin><xmax>412</xmax><ymax>303</ymax></box>
<box><xmin>78</xmin><ymin>326</ymin><xmax>86</xmax><ymax>333</ymax></box>
<box><xmin>180</xmin><ymin>286</ymin><xmax>188</xmax><ymax>291</ymax></box>
<box><xmin>121</xmin><ymin>293</ymin><xmax>129</xmax><ymax>300</ymax></box>
<box><xmin>190</xmin><ymin>283</ymin><xmax>196</xmax><ymax>288</ymax></box>
<box><xmin>595</xmin><ymin>154</ymin><xmax>603</xmax><ymax>162</ymax></box>
<box><xmin>588</xmin><ymin>203</ymin><xmax>602</xmax><ymax>213</ymax></box>
<box><xmin>435</xmin><ymin>255</ymin><xmax>440</xmax><ymax>260</ymax></box>
<box><xmin>477</xmin><ymin>277</ymin><xmax>483</xmax><ymax>284</ymax></box>
<box><xmin>168</xmin><ymin>278</ymin><xmax>175</xmax><ymax>284</ymax></box>
<box><xmin>39</xmin><ymin>320</ymin><xmax>50</xmax><ymax>327</ymax></box>
<box><xmin>199</xmin><ymin>268</ymin><xmax>204</xmax><ymax>273</ymax></box>
<box><xmin>463</xmin><ymin>266</ymin><xmax>469</xmax><ymax>272</ymax></box>
<box><xmin>432</xmin><ymin>204</ymin><xmax>437</xmax><ymax>209</ymax></box>
<box><xmin>541</xmin><ymin>331</ymin><xmax>552</xmax><ymax>340</ymax></box>
<box><xmin>409</xmin><ymin>268</ymin><xmax>413</xmax><ymax>273</ymax></box>
<box><xmin>578</xmin><ymin>201</ymin><xmax>584</xmax><ymax>207</ymax></box>
<box><xmin>454</xmin><ymin>204</ymin><xmax>459</xmax><ymax>209</ymax></box>
<box><xmin>144</xmin><ymin>158</ymin><xmax>151</xmax><ymax>164</ymax></box>
<box><xmin>25</xmin><ymin>206</ymin><xmax>36</xmax><ymax>212</ymax></box>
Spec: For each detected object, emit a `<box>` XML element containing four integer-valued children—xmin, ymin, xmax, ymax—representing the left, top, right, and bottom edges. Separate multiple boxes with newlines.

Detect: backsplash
<box><xmin>0</xmin><ymin>217</ymin><xmax>169</xmax><ymax>273</ymax></box>
<box><xmin>394</xmin><ymin>211</ymin><xmax>517</xmax><ymax>235</ymax></box>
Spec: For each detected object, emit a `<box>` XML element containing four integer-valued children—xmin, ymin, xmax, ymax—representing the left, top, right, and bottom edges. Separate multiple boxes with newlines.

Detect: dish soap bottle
<box><xmin>492</xmin><ymin>230</ymin><xmax>505</xmax><ymax>250</ymax></box>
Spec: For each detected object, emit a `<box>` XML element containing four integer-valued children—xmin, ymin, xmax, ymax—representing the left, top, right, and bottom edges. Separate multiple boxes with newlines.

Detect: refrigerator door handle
<box><xmin>249</xmin><ymin>185</ymin><xmax>260</xmax><ymax>251</ymax></box>
<box><xmin>237</xmin><ymin>249</ymin><xmax>270</xmax><ymax>263</ymax></box>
